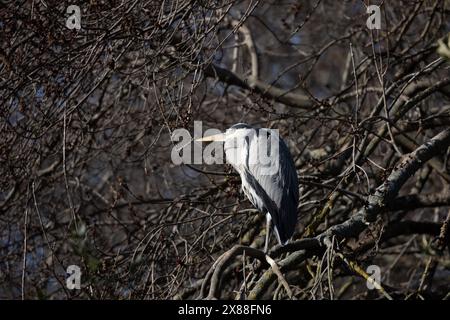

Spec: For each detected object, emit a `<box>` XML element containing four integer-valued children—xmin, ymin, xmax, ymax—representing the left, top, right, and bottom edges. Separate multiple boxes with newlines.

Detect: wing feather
<box><xmin>243</xmin><ymin>129</ymin><xmax>299</xmax><ymax>244</ymax></box>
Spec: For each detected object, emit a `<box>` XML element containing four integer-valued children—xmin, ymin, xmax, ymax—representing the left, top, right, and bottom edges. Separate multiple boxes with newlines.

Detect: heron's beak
<box><xmin>195</xmin><ymin>133</ymin><xmax>226</xmax><ymax>142</ymax></box>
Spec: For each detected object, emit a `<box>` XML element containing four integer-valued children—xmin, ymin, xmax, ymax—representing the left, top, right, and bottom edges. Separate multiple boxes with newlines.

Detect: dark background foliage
<box><xmin>1</xmin><ymin>0</ymin><xmax>450</xmax><ymax>299</ymax></box>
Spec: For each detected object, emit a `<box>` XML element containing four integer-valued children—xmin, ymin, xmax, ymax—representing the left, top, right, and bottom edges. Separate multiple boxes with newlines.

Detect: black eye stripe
<box><xmin>230</xmin><ymin>123</ymin><xmax>252</xmax><ymax>130</ymax></box>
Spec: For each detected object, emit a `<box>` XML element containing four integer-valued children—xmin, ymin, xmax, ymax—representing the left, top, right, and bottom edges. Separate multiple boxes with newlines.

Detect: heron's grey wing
<box><xmin>244</xmin><ymin>130</ymin><xmax>299</xmax><ymax>244</ymax></box>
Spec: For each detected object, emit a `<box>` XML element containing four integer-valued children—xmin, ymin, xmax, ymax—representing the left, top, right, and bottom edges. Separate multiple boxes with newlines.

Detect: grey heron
<box><xmin>197</xmin><ymin>123</ymin><xmax>299</xmax><ymax>253</ymax></box>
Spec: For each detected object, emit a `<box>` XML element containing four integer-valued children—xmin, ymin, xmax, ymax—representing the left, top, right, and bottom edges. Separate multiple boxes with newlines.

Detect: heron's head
<box><xmin>195</xmin><ymin>123</ymin><xmax>253</xmax><ymax>143</ymax></box>
<box><xmin>195</xmin><ymin>123</ymin><xmax>255</xmax><ymax>167</ymax></box>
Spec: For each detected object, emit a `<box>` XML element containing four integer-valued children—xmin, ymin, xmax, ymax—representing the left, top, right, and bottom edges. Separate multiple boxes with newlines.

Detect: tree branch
<box><xmin>246</xmin><ymin>128</ymin><xmax>450</xmax><ymax>299</ymax></box>
<box><xmin>204</xmin><ymin>64</ymin><xmax>314</xmax><ymax>109</ymax></box>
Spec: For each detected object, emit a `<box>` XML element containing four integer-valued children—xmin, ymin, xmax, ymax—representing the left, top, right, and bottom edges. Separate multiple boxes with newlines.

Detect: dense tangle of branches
<box><xmin>1</xmin><ymin>0</ymin><xmax>450</xmax><ymax>299</ymax></box>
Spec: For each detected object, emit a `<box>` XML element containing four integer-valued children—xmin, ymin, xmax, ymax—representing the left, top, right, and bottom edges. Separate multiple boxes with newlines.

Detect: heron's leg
<box><xmin>264</xmin><ymin>213</ymin><xmax>272</xmax><ymax>254</ymax></box>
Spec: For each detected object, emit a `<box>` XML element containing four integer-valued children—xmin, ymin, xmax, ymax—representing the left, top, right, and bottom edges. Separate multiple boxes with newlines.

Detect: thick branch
<box><xmin>248</xmin><ymin>128</ymin><xmax>450</xmax><ymax>299</ymax></box>
<box><xmin>319</xmin><ymin>128</ymin><xmax>450</xmax><ymax>242</ymax></box>
<box><xmin>204</xmin><ymin>64</ymin><xmax>314</xmax><ymax>109</ymax></box>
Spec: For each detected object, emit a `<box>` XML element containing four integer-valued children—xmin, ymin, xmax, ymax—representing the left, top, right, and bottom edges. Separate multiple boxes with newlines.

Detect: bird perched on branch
<box><xmin>197</xmin><ymin>123</ymin><xmax>299</xmax><ymax>253</ymax></box>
